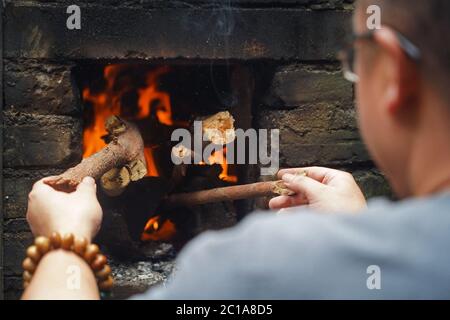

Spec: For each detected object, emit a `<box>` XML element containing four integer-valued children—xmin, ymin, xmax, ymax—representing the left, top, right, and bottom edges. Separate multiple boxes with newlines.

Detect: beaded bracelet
<box><xmin>22</xmin><ymin>232</ymin><xmax>113</xmax><ymax>292</ymax></box>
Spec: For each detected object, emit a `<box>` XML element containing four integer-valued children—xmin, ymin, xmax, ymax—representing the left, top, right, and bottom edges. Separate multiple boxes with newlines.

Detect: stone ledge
<box><xmin>4</xmin><ymin>5</ymin><xmax>351</xmax><ymax>60</ymax></box>
<box><xmin>6</xmin><ymin>0</ymin><xmax>354</xmax><ymax>10</ymax></box>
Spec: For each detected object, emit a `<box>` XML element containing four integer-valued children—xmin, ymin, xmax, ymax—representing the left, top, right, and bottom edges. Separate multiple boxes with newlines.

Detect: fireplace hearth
<box><xmin>1</xmin><ymin>0</ymin><xmax>392</xmax><ymax>300</ymax></box>
<box><xmin>78</xmin><ymin>62</ymin><xmax>256</xmax><ymax>261</ymax></box>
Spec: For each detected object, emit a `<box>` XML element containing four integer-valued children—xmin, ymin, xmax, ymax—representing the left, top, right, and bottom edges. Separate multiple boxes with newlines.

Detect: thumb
<box><xmin>282</xmin><ymin>173</ymin><xmax>325</xmax><ymax>199</ymax></box>
<box><xmin>76</xmin><ymin>176</ymin><xmax>97</xmax><ymax>196</ymax></box>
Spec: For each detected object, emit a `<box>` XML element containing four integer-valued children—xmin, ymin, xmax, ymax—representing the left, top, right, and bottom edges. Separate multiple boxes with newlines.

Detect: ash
<box><xmin>108</xmin><ymin>243</ymin><xmax>177</xmax><ymax>299</ymax></box>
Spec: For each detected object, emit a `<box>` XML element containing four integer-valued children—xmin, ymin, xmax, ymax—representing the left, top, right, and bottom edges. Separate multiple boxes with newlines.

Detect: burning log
<box><xmin>169</xmin><ymin>111</ymin><xmax>236</xmax><ymax>188</ymax></box>
<box><xmin>135</xmin><ymin>111</ymin><xmax>235</xmax><ymax>149</ymax></box>
<box><xmin>100</xmin><ymin>167</ymin><xmax>131</xmax><ymax>197</ymax></box>
<box><xmin>200</xmin><ymin>111</ymin><xmax>236</xmax><ymax>145</ymax></box>
<box><xmin>45</xmin><ymin>116</ymin><xmax>147</xmax><ymax>192</ymax></box>
<box><xmin>162</xmin><ymin>180</ymin><xmax>295</xmax><ymax>209</ymax></box>
<box><xmin>170</xmin><ymin>111</ymin><xmax>235</xmax><ymax>161</ymax></box>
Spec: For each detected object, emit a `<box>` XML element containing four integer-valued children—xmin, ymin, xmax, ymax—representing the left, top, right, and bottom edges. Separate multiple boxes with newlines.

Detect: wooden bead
<box><xmin>61</xmin><ymin>233</ymin><xmax>74</xmax><ymax>250</ymax></box>
<box><xmin>84</xmin><ymin>244</ymin><xmax>100</xmax><ymax>263</ymax></box>
<box><xmin>50</xmin><ymin>232</ymin><xmax>62</xmax><ymax>249</ymax></box>
<box><xmin>26</xmin><ymin>245</ymin><xmax>41</xmax><ymax>262</ymax></box>
<box><xmin>95</xmin><ymin>264</ymin><xmax>112</xmax><ymax>281</ymax></box>
<box><xmin>23</xmin><ymin>270</ymin><xmax>33</xmax><ymax>282</ymax></box>
<box><xmin>22</xmin><ymin>257</ymin><xmax>36</xmax><ymax>273</ymax></box>
<box><xmin>73</xmin><ymin>237</ymin><xmax>88</xmax><ymax>256</ymax></box>
<box><xmin>98</xmin><ymin>276</ymin><xmax>113</xmax><ymax>291</ymax></box>
<box><xmin>91</xmin><ymin>254</ymin><xmax>107</xmax><ymax>271</ymax></box>
<box><xmin>35</xmin><ymin>236</ymin><xmax>51</xmax><ymax>255</ymax></box>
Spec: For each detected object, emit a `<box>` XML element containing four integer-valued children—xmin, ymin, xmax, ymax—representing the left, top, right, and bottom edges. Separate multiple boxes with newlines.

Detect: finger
<box><xmin>277</xmin><ymin>168</ymin><xmax>306</xmax><ymax>179</ymax></box>
<box><xmin>277</xmin><ymin>206</ymin><xmax>308</xmax><ymax>215</ymax></box>
<box><xmin>269</xmin><ymin>195</ymin><xmax>307</xmax><ymax>210</ymax></box>
<box><xmin>278</xmin><ymin>166</ymin><xmax>342</xmax><ymax>183</ymax></box>
<box><xmin>41</xmin><ymin>175</ymin><xmax>60</xmax><ymax>183</ymax></box>
<box><xmin>76</xmin><ymin>176</ymin><xmax>97</xmax><ymax>195</ymax></box>
<box><xmin>300</xmin><ymin>167</ymin><xmax>342</xmax><ymax>182</ymax></box>
<box><xmin>31</xmin><ymin>176</ymin><xmax>60</xmax><ymax>193</ymax></box>
<box><xmin>282</xmin><ymin>173</ymin><xmax>325</xmax><ymax>198</ymax></box>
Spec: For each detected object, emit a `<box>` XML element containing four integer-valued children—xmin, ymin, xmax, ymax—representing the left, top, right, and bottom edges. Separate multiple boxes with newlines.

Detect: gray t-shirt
<box><xmin>133</xmin><ymin>193</ymin><xmax>450</xmax><ymax>299</ymax></box>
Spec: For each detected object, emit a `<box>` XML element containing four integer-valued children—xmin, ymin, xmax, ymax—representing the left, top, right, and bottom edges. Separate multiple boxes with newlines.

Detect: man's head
<box><xmin>352</xmin><ymin>0</ymin><xmax>450</xmax><ymax>197</ymax></box>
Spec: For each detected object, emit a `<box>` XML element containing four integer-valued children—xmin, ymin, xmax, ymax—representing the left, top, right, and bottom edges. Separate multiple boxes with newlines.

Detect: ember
<box><xmin>141</xmin><ymin>216</ymin><xmax>176</xmax><ymax>242</ymax></box>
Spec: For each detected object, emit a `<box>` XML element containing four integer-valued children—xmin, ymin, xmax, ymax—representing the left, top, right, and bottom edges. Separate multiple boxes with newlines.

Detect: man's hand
<box><xmin>26</xmin><ymin>176</ymin><xmax>103</xmax><ymax>241</ymax></box>
<box><xmin>22</xmin><ymin>176</ymin><xmax>102</xmax><ymax>300</ymax></box>
<box><xmin>269</xmin><ymin>167</ymin><xmax>367</xmax><ymax>213</ymax></box>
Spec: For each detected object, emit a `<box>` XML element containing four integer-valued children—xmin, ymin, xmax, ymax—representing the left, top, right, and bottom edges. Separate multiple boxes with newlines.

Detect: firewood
<box><xmin>100</xmin><ymin>167</ymin><xmax>131</xmax><ymax>197</ymax></box>
<box><xmin>100</xmin><ymin>159</ymin><xmax>148</xmax><ymax>197</ymax></box>
<box><xmin>170</xmin><ymin>111</ymin><xmax>236</xmax><ymax>165</ymax></box>
<box><xmin>136</xmin><ymin>111</ymin><xmax>235</xmax><ymax>149</ymax></box>
<box><xmin>45</xmin><ymin>116</ymin><xmax>147</xmax><ymax>192</ymax></box>
<box><xmin>200</xmin><ymin>111</ymin><xmax>235</xmax><ymax>145</ymax></box>
<box><xmin>162</xmin><ymin>180</ymin><xmax>294</xmax><ymax>209</ymax></box>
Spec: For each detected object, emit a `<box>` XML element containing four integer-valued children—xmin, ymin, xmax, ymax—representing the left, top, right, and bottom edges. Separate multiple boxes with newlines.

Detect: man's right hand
<box><xmin>269</xmin><ymin>167</ymin><xmax>367</xmax><ymax>213</ymax></box>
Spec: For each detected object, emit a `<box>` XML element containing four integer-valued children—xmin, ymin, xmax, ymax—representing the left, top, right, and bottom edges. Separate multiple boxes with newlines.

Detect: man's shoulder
<box><xmin>215</xmin><ymin>194</ymin><xmax>450</xmax><ymax>245</ymax></box>
<box><xmin>183</xmin><ymin>194</ymin><xmax>450</xmax><ymax>298</ymax></box>
<box><xmin>142</xmin><ymin>193</ymin><xmax>450</xmax><ymax>299</ymax></box>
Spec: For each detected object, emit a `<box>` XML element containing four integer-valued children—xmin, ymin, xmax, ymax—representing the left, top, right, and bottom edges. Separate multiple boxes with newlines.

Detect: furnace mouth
<box><xmin>74</xmin><ymin>62</ymin><xmax>255</xmax><ymax>258</ymax></box>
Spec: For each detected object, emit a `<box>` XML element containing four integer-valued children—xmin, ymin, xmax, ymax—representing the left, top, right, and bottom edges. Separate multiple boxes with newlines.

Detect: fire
<box><xmin>82</xmin><ymin>64</ymin><xmax>237</xmax><ymax>242</ymax></box>
<box><xmin>137</xmin><ymin>67</ymin><xmax>173</xmax><ymax>125</ymax></box>
<box><xmin>207</xmin><ymin>147</ymin><xmax>238</xmax><ymax>183</ymax></box>
<box><xmin>141</xmin><ymin>216</ymin><xmax>176</xmax><ymax>242</ymax></box>
<box><xmin>82</xmin><ymin>64</ymin><xmax>172</xmax><ymax>177</ymax></box>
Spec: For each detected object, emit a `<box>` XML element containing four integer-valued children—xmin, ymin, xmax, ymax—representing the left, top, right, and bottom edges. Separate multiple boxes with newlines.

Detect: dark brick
<box><xmin>4</xmin><ymin>5</ymin><xmax>351</xmax><ymax>60</ymax></box>
<box><xmin>3</xmin><ymin>112</ymin><xmax>82</xmax><ymax>168</ymax></box>
<box><xmin>281</xmin><ymin>142</ymin><xmax>369</xmax><ymax>167</ymax></box>
<box><xmin>2</xmin><ymin>169</ymin><xmax>64</xmax><ymax>220</ymax></box>
<box><xmin>263</xmin><ymin>65</ymin><xmax>353</xmax><ymax>109</ymax></box>
<box><xmin>4</xmin><ymin>60</ymin><xmax>80</xmax><ymax>115</ymax></box>
<box><xmin>4</xmin><ymin>232</ymin><xmax>34</xmax><ymax>276</ymax></box>
<box><xmin>256</xmin><ymin>104</ymin><xmax>369</xmax><ymax>167</ymax></box>
<box><xmin>353</xmin><ymin>169</ymin><xmax>392</xmax><ymax>199</ymax></box>
<box><xmin>4</xmin><ymin>219</ymin><xmax>30</xmax><ymax>233</ymax></box>
<box><xmin>3</xmin><ymin>177</ymin><xmax>33</xmax><ymax>220</ymax></box>
<box><xmin>4</xmin><ymin>277</ymin><xmax>22</xmax><ymax>300</ymax></box>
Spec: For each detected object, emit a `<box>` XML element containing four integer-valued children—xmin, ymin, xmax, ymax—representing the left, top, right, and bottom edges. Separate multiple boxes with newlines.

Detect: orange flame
<box><xmin>141</xmin><ymin>216</ymin><xmax>176</xmax><ymax>242</ymax></box>
<box><xmin>82</xmin><ymin>64</ymin><xmax>237</xmax><ymax>242</ymax></box>
<box><xmin>137</xmin><ymin>67</ymin><xmax>173</xmax><ymax>125</ymax></box>
<box><xmin>82</xmin><ymin>65</ymin><xmax>172</xmax><ymax>177</ymax></box>
<box><xmin>207</xmin><ymin>147</ymin><xmax>238</xmax><ymax>183</ymax></box>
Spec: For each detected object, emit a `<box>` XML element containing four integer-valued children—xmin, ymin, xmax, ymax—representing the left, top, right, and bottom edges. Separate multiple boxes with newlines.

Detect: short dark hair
<box><xmin>359</xmin><ymin>0</ymin><xmax>450</xmax><ymax>99</ymax></box>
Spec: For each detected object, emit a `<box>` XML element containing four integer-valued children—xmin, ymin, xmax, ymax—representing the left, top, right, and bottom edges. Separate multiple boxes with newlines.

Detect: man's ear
<box><xmin>373</xmin><ymin>27</ymin><xmax>420</xmax><ymax>115</ymax></box>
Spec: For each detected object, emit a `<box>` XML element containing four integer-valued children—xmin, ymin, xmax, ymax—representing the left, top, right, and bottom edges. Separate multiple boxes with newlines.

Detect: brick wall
<box><xmin>256</xmin><ymin>63</ymin><xmax>391</xmax><ymax>199</ymax></box>
<box><xmin>1</xmin><ymin>0</ymin><xmax>391</xmax><ymax>299</ymax></box>
<box><xmin>2</xmin><ymin>62</ymin><xmax>82</xmax><ymax>298</ymax></box>
<box><xmin>1</xmin><ymin>1</ymin><xmax>4</xmax><ymax>300</ymax></box>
